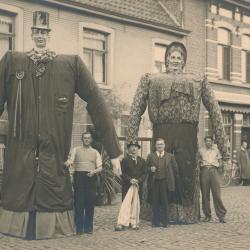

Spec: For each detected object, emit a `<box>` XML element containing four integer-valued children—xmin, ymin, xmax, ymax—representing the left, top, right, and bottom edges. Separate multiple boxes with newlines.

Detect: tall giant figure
<box><xmin>0</xmin><ymin>11</ymin><xmax>121</xmax><ymax>239</ymax></box>
<box><xmin>127</xmin><ymin>41</ymin><xmax>227</xmax><ymax>223</ymax></box>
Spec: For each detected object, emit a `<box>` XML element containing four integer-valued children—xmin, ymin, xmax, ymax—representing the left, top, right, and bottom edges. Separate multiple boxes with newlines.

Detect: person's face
<box><xmin>31</xmin><ymin>28</ymin><xmax>49</xmax><ymax>49</ymax></box>
<box><xmin>205</xmin><ymin>138</ymin><xmax>213</xmax><ymax>149</ymax></box>
<box><xmin>242</xmin><ymin>141</ymin><xmax>247</xmax><ymax>149</ymax></box>
<box><xmin>155</xmin><ymin>140</ymin><xmax>165</xmax><ymax>152</ymax></box>
<box><xmin>82</xmin><ymin>134</ymin><xmax>92</xmax><ymax>147</ymax></box>
<box><xmin>167</xmin><ymin>50</ymin><xmax>184</xmax><ymax>72</ymax></box>
<box><xmin>128</xmin><ymin>145</ymin><xmax>139</xmax><ymax>155</ymax></box>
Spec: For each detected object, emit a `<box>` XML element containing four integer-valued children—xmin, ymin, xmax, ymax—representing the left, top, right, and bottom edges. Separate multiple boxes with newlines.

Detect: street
<box><xmin>0</xmin><ymin>186</ymin><xmax>250</xmax><ymax>250</ymax></box>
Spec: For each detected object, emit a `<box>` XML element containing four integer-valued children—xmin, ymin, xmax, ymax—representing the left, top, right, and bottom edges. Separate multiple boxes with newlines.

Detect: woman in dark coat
<box><xmin>121</xmin><ymin>141</ymin><xmax>147</xmax><ymax>202</ymax></box>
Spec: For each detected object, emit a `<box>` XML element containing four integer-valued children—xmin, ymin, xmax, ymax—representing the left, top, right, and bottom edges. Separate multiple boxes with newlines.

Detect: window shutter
<box><xmin>246</xmin><ymin>52</ymin><xmax>250</xmax><ymax>83</ymax></box>
<box><xmin>223</xmin><ymin>46</ymin><xmax>230</xmax><ymax>80</ymax></box>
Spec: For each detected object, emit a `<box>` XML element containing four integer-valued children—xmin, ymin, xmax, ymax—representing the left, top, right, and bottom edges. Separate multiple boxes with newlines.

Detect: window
<box><xmin>246</xmin><ymin>52</ymin><xmax>250</xmax><ymax>83</ymax></box>
<box><xmin>120</xmin><ymin>115</ymin><xmax>129</xmax><ymax>137</ymax></box>
<box><xmin>83</xmin><ymin>28</ymin><xmax>108</xmax><ymax>84</ymax></box>
<box><xmin>217</xmin><ymin>28</ymin><xmax>231</xmax><ymax>80</ymax></box>
<box><xmin>222</xmin><ymin>112</ymin><xmax>233</xmax><ymax>154</ymax></box>
<box><xmin>242</xmin><ymin>35</ymin><xmax>250</xmax><ymax>83</ymax></box>
<box><xmin>79</xmin><ymin>23</ymin><xmax>114</xmax><ymax>87</ymax></box>
<box><xmin>153</xmin><ymin>43</ymin><xmax>168</xmax><ymax>73</ymax></box>
<box><xmin>0</xmin><ymin>144</ymin><xmax>5</xmax><ymax>171</ymax></box>
<box><xmin>243</xmin><ymin>114</ymin><xmax>250</xmax><ymax>127</ymax></box>
<box><xmin>0</xmin><ymin>11</ymin><xmax>15</xmax><ymax>58</ymax></box>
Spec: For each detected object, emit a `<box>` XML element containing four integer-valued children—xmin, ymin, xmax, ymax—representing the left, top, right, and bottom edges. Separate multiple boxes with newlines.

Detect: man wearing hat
<box><xmin>121</xmin><ymin>140</ymin><xmax>147</xmax><ymax>202</ymax></box>
<box><xmin>0</xmin><ymin>11</ymin><xmax>121</xmax><ymax>239</ymax></box>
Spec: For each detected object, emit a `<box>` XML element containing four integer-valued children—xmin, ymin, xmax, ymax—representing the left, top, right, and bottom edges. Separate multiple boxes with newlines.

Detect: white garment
<box><xmin>200</xmin><ymin>145</ymin><xmax>222</xmax><ymax>168</ymax></box>
<box><xmin>156</xmin><ymin>151</ymin><xmax>165</xmax><ymax>158</ymax></box>
<box><xmin>117</xmin><ymin>185</ymin><xmax>140</xmax><ymax>227</ymax></box>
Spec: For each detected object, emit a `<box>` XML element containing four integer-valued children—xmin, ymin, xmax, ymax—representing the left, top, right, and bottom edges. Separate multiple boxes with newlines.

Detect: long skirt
<box><xmin>141</xmin><ymin>123</ymin><xmax>200</xmax><ymax>224</ymax></box>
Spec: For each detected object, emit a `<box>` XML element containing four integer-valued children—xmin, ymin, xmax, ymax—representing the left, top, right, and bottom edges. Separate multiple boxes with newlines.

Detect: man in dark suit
<box><xmin>147</xmin><ymin>138</ymin><xmax>178</xmax><ymax>228</ymax></box>
<box><xmin>121</xmin><ymin>140</ymin><xmax>147</xmax><ymax>202</ymax></box>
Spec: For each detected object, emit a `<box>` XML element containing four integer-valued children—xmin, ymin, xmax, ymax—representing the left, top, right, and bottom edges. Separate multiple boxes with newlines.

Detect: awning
<box><xmin>214</xmin><ymin>91</ymin><xmax>250</xmax><ymax>105</ymax></box>
<box><xmin>219</xmin><ymin>102</ymin><xmax>250</xmax><ymax>114</ymax></box>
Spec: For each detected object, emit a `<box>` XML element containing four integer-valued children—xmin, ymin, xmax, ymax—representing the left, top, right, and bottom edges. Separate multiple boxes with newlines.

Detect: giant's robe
<box><xmin>0</xmin><ymin>50</ymin><xmax>121</xmax><ymax>238</ymax></box>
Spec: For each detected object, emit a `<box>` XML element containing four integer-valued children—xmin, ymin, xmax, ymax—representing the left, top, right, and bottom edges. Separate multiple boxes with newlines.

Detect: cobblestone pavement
<box><xmin>1</xmin><ymin>186</ymin><xmax>250</xmax><ymax>250</ymax></box>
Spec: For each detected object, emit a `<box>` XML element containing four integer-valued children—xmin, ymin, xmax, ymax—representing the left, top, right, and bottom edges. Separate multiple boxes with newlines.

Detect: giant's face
<box><xmin>166</xmin><ymin>50</ymin><xmax>184</xmax><ymax>72</ymax></box>
<box><xmin>31</xmin><ymin>28</ymin><xmax>49</xmax><ymax>49</ymax></box>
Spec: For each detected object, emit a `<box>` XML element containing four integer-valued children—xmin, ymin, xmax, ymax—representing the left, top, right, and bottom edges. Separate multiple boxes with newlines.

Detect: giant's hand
<box><xmin>111</xmin><ymin>158</ymin><xmax>122</xmax><ymax>176</ymax></box>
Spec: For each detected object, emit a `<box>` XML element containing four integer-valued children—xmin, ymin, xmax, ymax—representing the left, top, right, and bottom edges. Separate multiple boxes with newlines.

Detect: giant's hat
<box><xmin>165</xmin><ymin>41</ymin><xmax>187</xmax><ymax>66</ymax></box>
<box><xmin>32</xmin><ymin>11</ymin><xmax>51</xmax><ymax>31</ymax></box>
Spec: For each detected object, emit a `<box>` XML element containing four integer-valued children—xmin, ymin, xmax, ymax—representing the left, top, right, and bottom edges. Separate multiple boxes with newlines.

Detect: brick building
<box><xmin>204</xmin><ymin>0</ymin><xmax>250</xmax><ymax>155</ymax></box>
<box><xmin>4</xmin><ymin>0</ymin><xmax>249</xmax><ymax>157</ymax></box>
<box><xmin>0</xmin><ymin>0</ymin><xmax>209</xmax><ymax>156</ymax></box>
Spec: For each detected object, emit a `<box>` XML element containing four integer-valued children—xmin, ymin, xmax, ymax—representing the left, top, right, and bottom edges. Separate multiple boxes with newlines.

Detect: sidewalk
<box><xmin>1</xmin><ymin>186</ymin><xmax>250</xmax><ymax>250</ymax></box>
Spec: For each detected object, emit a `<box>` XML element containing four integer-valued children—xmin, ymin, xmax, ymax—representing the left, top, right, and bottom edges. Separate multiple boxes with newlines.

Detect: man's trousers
<box><xmin>73</xmin><ymin>171</ymin><xmax>96</xmax><ymax>233</ymax></box>
<box><xmin>152</xmin><ymin>178</ymin><xmax>168</xmax><ymax>227</ymax></box>
<box><xmin>200</xmin><ymin>167</ymin><xmax>227</xmax><ymax>219</ymax></box>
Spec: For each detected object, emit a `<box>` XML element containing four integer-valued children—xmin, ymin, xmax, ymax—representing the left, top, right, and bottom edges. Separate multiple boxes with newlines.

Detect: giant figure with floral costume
<box><xmin>127</xmin><ymin>41</ymin><xmax>228</xmax><ymax>223</ymax></box>
<box><xmin>0</xmin><ymin>11</ymin><xmax>121</xmax><ymax>239</ymax></box>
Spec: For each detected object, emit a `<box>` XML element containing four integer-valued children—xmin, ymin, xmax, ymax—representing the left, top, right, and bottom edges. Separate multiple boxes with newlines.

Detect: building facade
<box><xmin>0</xmin><ymin>0</ymin><xmax>209</xmax><ymax>156</ymax></box>
<box><xmin>205</xmin><ymin>0</ymin><xmax>250</xmax><ymax>155</ymax></box>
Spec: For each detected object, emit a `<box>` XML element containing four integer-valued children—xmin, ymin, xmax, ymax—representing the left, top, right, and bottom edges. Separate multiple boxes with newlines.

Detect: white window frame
<box><xmin>241</xmin><ymin>33</ymin><xmax>250</xmax><ymax>83</ymax></box>
<box><xmin>78</xmin><ymin>22</ymin><xmax>114</xmax><ymax>89</ymax></box>
<box><xmin>151</xmin><ymin>38</ymin><xmax>171</xmax><ymax>73</ymax></box>
<box><xmin>217</xmin><ymin>27</ymin><xmax>231</xmax><ymax>80</ymax></box>
<box><xmin>0</xmin><ymin>3</ymin><xmax>23</xmax><ymax>52</ymax></box>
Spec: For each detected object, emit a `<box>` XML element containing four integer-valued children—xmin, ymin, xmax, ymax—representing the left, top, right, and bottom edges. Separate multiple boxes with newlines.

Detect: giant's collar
<box><xmin>27</xmin><ymin>49</ymin><xmax>57</xmax><ymax>77</ymax></box>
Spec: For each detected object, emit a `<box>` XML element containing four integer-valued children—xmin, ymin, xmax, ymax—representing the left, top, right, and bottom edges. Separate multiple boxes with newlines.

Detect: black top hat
<box><xmin>127</xmin><ymin>140</ymin><xmax>141</xmax><ymax>149</ymax></box>
<box><xmin>165</xmin><ymin>41</ymin><xmax>187</xmax><ymax>65</ymax></box>
<box><xmin>32</xmin><ymin>11</ymin><xmax>51</xmax><ymax>31</ymax></box>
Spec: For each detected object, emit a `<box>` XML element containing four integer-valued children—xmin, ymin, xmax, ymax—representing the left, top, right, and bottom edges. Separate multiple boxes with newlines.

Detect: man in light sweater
<box><xmin>199</xmin><ymin>136</ymin><xmax>227</xmax><ymax>223</ymax></box>
<box><xmin>65</xmin><ymin>131</ymin><xmax>102</xmax><ymax>234</ymax></box>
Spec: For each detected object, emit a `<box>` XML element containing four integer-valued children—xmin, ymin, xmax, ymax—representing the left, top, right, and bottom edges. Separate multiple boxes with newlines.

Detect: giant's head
<box><xmin>31</xmin><ymin>11</ymin><xmax>51</xmax><ymax>49</ymax></box>
<box><xmin>165</xmin><ymin>41</ymin><xmax>187</xmax><ymax>72</ymax></box>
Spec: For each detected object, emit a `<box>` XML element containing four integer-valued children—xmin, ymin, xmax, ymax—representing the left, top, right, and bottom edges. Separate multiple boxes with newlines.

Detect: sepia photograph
<box><xmin>0</xmin><ymin>0</ymin><xmax>250</xmax><ymax>249</ymax></box>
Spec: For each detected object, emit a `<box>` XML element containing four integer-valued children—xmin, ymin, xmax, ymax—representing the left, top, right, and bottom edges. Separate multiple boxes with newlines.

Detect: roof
<box><xmin>224</xmin><ymin>0</ymin><xmax>250</xmax><ymax>9</ymax></box>
<box><xmin>64</xmin><ymin>0</ymin><xmax>181</xmax><ymax>27</ymax></box>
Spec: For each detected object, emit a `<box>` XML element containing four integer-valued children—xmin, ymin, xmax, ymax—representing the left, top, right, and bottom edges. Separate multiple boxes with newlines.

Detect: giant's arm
<box><xmin>201</xmin><ymin>77</ymin><xmax>228</xmax><ymax>157</ymax></box>
<box><xmin>127</xmin><ymin>73</ymin><xmax>150</xmax><ymax>142</ymax></box>
<box><xmin>75</xmin><ymin>56</ymin><xmax>121</xmax><ymax>158</ymax></box>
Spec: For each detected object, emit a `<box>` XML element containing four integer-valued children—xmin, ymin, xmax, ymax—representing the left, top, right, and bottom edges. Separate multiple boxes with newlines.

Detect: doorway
<box><xmin>242</xmin><ymin>127</ymin><xmax>250</xmax><ymax>148</ymax></box>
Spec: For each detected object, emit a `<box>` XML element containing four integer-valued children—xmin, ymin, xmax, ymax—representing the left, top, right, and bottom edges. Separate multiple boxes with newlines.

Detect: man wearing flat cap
<box><xmin>121</xmin><ymin>140</ymin><xmax>147</xmax><ymax>202</ymax></box>
<box><xmin>0</xmin><ymin>11</ymin><xmax>121</xmax><ymax>240</ymax></box>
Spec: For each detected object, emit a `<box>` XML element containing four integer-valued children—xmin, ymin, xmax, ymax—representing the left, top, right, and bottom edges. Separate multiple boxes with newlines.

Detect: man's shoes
<box><xmin>131</xmin><ymin>225</ymin><xmax>139</xmax><ymax>230</ymax></box>
<box><xmin>76</xmin><ymin>230</ymin><xmax>83</xmax><ymax>235</ymax></box>
<box><xmin>202</xmin><ymin>217</ymin><xmax>211</xmax><ymax>222</ymax></box>
<box><xmin>162</xmin><ymin>224</ymin><xmax>168</xmax><ymax>228</ymax></box>
<box><xmin>219</xmin><ymin>217</ymin><xmax>226</xmax><ymax>223</ymax></box>
<box><xmin>152</xmin><ymin>224</ymin><xmax>161</xmax><ymax>228</ymax></box>
<box><xmin>115</xmin><ymin>225</ymin><xmax>125</xmax><ymax>231</ymax></box>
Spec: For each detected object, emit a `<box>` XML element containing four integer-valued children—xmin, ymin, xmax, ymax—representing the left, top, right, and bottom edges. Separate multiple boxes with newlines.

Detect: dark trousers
<box><xmin>73</xmin><ymin>171</ymin><xmax>96</xmax><ymax>233</ymax></box>
<box><xmin>152</xmin><ymin>179</ymin><xmax>168</xmax><ymax>226</ymax></box>
<box><xmin>25</xmin><ymin>210</ymin><xmax>36</xmax><ymax>240</ymax></box>
<box><xmin>200</xmin><ymin>167</ymin><xmax>227</xmax><ymax>219</ymax></box>
<box><xmin>242</xmin><ymin>179</ymin><xmax>250</xmax><ymax>186</ymax></box>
